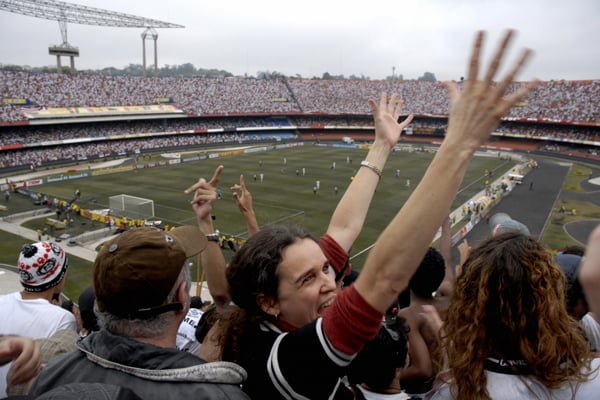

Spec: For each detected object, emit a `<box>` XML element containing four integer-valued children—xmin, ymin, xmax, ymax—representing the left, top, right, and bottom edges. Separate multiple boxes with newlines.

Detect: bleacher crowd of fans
<box><xmin>0</xmin><ymin>70</ymin><xmax>598</xmax><ymax>169</ymax></box>
<box><xmin>1</xmin><ymin>70</ymin><xmax>598</xmax><ymax>122</ymax></box>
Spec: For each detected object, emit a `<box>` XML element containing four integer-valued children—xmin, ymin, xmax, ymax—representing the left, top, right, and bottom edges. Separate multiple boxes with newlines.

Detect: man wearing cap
<box><xmin>29</xmin><ymin>226</ymin><xmax>249</xmax><ymax>399</ymax></box>
<box><xmin>0</xmin><ymin>241</ymin><xmax>76</xmax><ymax>397</ymax></box>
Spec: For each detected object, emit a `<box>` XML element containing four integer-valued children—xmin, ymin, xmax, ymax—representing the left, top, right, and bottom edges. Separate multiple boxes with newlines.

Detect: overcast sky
<box><xmin>0</xmin><ymin>0</ymin><xmax>598</xmax><ymax>81</ymax></box>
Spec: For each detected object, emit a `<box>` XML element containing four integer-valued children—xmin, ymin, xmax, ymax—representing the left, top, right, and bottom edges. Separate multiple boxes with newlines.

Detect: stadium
<box><xmin>1</xmin><ymin>68</ymin><xmax>599</xmax><ymax>300</ymax></box>
<box><xmin>1</xmin><ymin>2</ymin><xmax>600</xmax><ymax>398</ymax></box>
<box><xmin>1</xmin><ymin>68</ymin><xmax>599</xmax><ymax>396</ymax></box>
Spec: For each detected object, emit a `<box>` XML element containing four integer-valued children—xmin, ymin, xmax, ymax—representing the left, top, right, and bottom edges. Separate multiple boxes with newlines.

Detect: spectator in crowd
<box><xmin>346</xmin><ymin>314</ymin><xmax>412</xmax><ymax>399</ymax></box>
<box><xmin>396</xmin><ymin>217</ymin><xmax>454</xmax><ymax>398</ymax></box>
<box><xmin>559</xmin><ymin>244</ymin><xmax>586</xmax><ymax>257</ymax></box>
<box><xmin>0</xmin><ymin>241</ymin><xmax>75</xmax><ymax>397</ymax></box>
<box><xmin>398</xmin><ymin>249</ymin><xmax>445</xmax><ymax>396</ymax></box>
<box><xmin>60</xmin><ymin>299</ymin><xmax>74</xmax><ymax>313</ymax></box>
<box><xmin>428</xmin><ymin>232</ymin><xmax>600</xmax><ymax>399</ymax></box>
<box><xmin>556</xmin><ymin>253</ymin><xmax>589</xmax><ymax>320</ymax></box>
<box><xmin>28</xmin><ymin>226</ymin><xmax>249</xmax><ymax>399</ymax></box>
<box><xmin>77</xmin><ymin>286</ymin><xmax>99</xmax><ymax>338</ymax></box>
<box><xmin>59</xmin><ymin>299</ymin><xmax>84</xmax><ymax>332</ymax></box>
<box><xmin>176</xmin><ymin>296</ymin><xmax>205</xmax><ymax>355</ymax></box>
<box><xmin>555</xmin><ymin>251</ymin><xmax>600</xmax><ymax>353</ymax></box>
<box><xmin>209</xmin><ymin>29</ymin><xmax>538</xmax><ymax>398</ymax></box>
<box><xmin>579</xmin><ymin>225</ymin><xmax>600</xmax><ymax>353</ymax></box>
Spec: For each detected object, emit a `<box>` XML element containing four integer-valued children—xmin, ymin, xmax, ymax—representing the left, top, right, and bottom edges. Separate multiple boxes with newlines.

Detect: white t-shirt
<box><xmin>0</xmin><ymin>291</ymin><xmax>77</xmax><ymax>396</ymax></box>
<box><xmin>581</xmin><ymin>313</ymin><xmax>600</xmax><ymax>352</ymax></box>
<box><xmin>428</xmin><ymin>358</ymin><xmax>600</xmax><ymax>400</ymax></box>
<box><xmin>176</xmin><ymin>307</ymin><xmax>203</xmax><ymax>355</ymax></box>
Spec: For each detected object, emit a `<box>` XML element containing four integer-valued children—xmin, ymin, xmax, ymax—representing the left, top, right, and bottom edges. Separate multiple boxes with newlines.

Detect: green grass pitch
<box><xmin>4</xmin><ymin>144</ymin><xmax>515</xmax><ymax>299</ymax></box>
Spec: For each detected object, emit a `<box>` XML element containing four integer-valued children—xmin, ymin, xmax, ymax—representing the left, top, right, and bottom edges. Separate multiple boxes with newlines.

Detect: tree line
<box><xmin>0</xmin><ymin>63</ymin><xmax>437</xmax><ymax>81</ymax></box>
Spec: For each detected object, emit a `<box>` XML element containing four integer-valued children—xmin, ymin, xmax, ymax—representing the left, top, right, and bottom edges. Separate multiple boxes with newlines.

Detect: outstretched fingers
<box><xmin>494</xmin><ymin>48</ymin><xmax>537</xmax><ymax>114</ymax></box>
<box><xmin>442</xmin><ymin>81</ymin><xmax>460</xmax><ymax>106</ymax></box>
<box><xmin>238</xmin><ymin>174</ymin><xmax>247</xmax><ymax>191</ymax></box>
<box><xmin>368</xmin><ymin>92</ymin><xmax>385</xmax><ymax>116</ymax></box>
<box><xmin>190</xmin><ymin>179</ymin><xmax>216</xmax><ymax>204</ymax></box>
<box><xmin>184</xmin><ymin>177</ymin><xmax>205</xmax><ymax>195</ymax></box>
<box><xmin>369</xmin><ymin>92</ymin><xmax>406</xmax><ymax>121</ymax></box>
<box><xmin>464</xmin><ymin>30</ymin><xmax>484</xmax><ymax>92</ymax></box>
<box><xmin>483</xmin><ymin>29</ymin><xmax>515</xmax><ymax>85</ymax></box>
<box><xmin>184</xmin><ymin>165</ymin><xmax>224</xmax><ymax>195</ymax></box>
<box><xmin>387</xmin><ymin>93</ymin><xmax>399</xmax><ymax>112</ymax></box>
<box><xmin>379</xmin><ymin>91</ymin><xmax>389</xmax><ymax>111</ymax></box>
<box><xmin>208</xmin><ymin>165</ymin><xmax>224</xmax><ymax>187</ymax></box>
<box><xmin>399</xmin><ymin>114</ymin><xmax>414</xmax><ymax>130</ymax></box>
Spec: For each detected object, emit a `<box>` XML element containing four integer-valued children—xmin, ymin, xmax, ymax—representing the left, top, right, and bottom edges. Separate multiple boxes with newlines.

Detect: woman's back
<box><xmin>433</xmin><ymin>232</ymin><xmax>600</xmax><ymax>400</ymax></box>
<box><xmin>429</xmin><ymin>358</ymin><xmax>600</xmax><ymax>400</ymax></box>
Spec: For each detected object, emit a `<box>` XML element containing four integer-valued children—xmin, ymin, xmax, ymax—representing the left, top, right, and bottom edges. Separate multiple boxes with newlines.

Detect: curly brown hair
<box><xmin>441</xmin><ymin>232</ymin><xmax>593</xmax><ymax>400</ymax></box>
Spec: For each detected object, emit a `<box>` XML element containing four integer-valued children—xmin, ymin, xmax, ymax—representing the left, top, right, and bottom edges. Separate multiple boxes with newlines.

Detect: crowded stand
<box><xmin>0</xmin><ymin>117</ymin><xmax>292</xmax><ymax>146</ymax></box>
<box><xmin>1</xmin><ymin>118</ymin><xmax>597</xmax><ymax>169</ymax></box>
<box><xmin>1</xmin><ymin>70</ymin><xmax>598</xmax><ymax>122</ymax></box>
<box><xmin>0</xmin><ymin>70</ymin><xmax>599</xmax><ymax>170</ymax></box>
<box><xmin>0</xmin><ymin>132</ymin><xmax>298</xmax><ymax>169</ymax></box>
<box><xmin>2</xmin><ymin>31</ymin><xmax>600</xmax><ymax>400</ymax></box>
<box><xmin>0</xmin><ymin>71</ymin><xmax>298</xmax><ymax>118</ymax></box>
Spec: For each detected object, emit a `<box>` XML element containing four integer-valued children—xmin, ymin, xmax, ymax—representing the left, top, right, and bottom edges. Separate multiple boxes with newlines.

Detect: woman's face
<box><xmin>274</xmin><ymin>238</ymin><xmax>337</xmax><ymax>328</ymax></box>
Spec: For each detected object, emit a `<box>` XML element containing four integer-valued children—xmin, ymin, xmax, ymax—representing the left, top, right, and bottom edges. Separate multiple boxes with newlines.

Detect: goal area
<box><xmin>109</xmin><ymin>194</ymin><xmax>155</xmax><ymax>220</ymax></box>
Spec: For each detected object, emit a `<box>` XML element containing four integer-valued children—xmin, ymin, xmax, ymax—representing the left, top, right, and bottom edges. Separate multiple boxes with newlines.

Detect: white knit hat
<box><xmin>18</xmin><ymin>241</ymin><xmax>68</xmax><ymax>292</ymax></box>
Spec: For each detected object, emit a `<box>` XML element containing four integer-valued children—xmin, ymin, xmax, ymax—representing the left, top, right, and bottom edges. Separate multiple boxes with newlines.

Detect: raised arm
<box><xmin>325</xmin><ymin>93</ymin><xmax>413</xmax><ymax>253</ymax></box>
<box><xmin>579</xmin><ymin>224</ymin><xmax>600</xmax><ymax>322</ymax></box>
<box><xmin>184</xmin><ymin>165</ymin><xmax>230</xmax><ymax>309</ymax></box>
<box><xmin>231</xmin><ymin>174</ymin><xmax>260</xmax><ymax>237</ymax></box>
<box><xmin>355</xmin><ymin>30</ymin><xmax>537</xmax><ymax>313</ymax></box>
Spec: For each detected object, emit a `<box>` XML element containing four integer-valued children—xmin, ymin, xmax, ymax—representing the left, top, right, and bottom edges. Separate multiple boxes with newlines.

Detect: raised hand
<box><xmin>443</xmin><ymin>30</ymin><xmax>538</xmax><ymax>151</ymax></box>
<box><xmin>368</xmin><ymin>92</ymin><xmax>414</xmax><ymax>150</ymax></box>
<box><xmin>184</xmin><ymin>165</ymin><xmax>224</xmax><ymax>223</ymax></box>
<box><xmin>231</xmin><ymin>174</ymin><xmax>253</xmax><ymax>216</ymax></box>
<box><xmin>231</xmin><ymin>174</ymin><xmax>259</xmax><ymax>237</ymax></box>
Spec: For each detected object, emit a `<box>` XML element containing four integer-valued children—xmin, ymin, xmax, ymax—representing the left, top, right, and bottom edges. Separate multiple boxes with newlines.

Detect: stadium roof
<box><xmin>0</xmin><ymin>0</ymin><xmax>184</xmax><ymax>28</ymax></box>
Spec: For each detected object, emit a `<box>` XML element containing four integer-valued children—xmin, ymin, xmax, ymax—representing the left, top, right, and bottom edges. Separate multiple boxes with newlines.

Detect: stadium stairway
<box><xmin>0</xmin><ymin>217</ymin><xmax>98</xmax><ymax>262</ymax></box>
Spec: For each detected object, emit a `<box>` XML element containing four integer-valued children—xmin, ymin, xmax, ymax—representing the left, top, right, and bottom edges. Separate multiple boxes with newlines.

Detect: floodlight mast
<box><xmin>141</xmin><ymin>27</ymin><xmax>159</xmax><ymax>77</ymax></box>
<box><xmin>0</xmin><ymin>0</ymin><xmax>184</xmax><ymax>73</ymax></box>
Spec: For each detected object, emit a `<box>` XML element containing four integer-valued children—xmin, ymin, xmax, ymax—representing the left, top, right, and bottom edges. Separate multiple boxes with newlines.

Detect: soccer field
<box><xmin>10</xmin><ymin>143</ymin><xmax>516</xmax><ymax>299</ymax></box>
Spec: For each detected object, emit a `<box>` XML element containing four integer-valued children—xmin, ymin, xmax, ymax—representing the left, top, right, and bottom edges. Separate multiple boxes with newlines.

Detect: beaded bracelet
<box><xmin>360</xmin><ymin>160</ymin><xmax>382</xmax><ymax>179</ymax></box>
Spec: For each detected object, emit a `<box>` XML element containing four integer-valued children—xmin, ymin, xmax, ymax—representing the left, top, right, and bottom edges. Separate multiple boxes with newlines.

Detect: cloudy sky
<box><xmin>0</xmin><ymin>0</ymin><xmax>598</xmax><ymax>81</ymax></box>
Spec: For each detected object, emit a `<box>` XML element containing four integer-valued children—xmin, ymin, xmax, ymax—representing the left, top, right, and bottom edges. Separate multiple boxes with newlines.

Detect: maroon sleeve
<box><xmin>322</xmin><ymin>285</ymin><xmax>383</xmax><ymax>355</ymax></box>
<box><xmin>319</xmin><ymin>234</ymin><xmax>350</xmax><ymax>278</ymax></box>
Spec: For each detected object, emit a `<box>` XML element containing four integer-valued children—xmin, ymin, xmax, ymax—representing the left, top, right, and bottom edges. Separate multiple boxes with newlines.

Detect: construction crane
<box><xmin>0</xmin><ymin>0</ymin><xmax>184</xmax><ymax>74</ymax></box>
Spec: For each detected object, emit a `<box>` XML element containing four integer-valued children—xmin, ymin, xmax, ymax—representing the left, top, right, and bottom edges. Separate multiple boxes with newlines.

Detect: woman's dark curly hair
<box><xmin>218</xmin><ymin>225</ymin><xmax>316</xmax><ymax>363</ymax></box>
<box><xmin>441</xmin><ymin>232</ymin><xmax>594</xmax><ymax>400</ymax></box>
